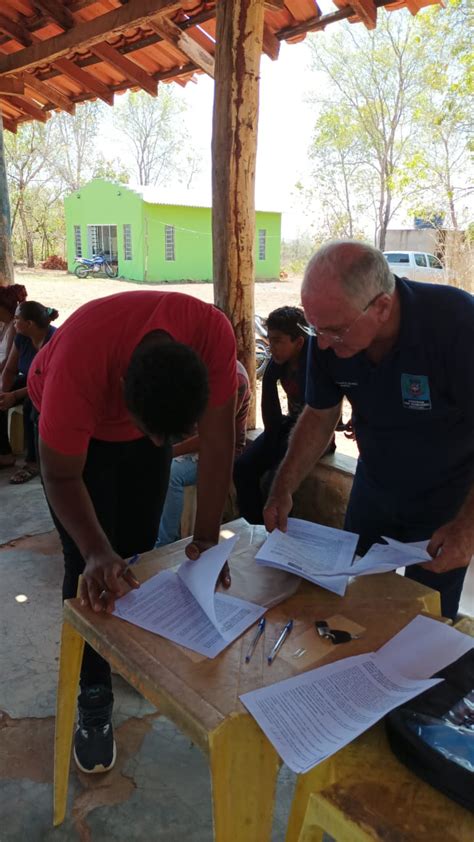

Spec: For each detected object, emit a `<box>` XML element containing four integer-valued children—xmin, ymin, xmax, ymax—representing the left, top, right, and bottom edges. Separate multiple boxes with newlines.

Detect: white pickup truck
<box><xmin>383</xmin><ymin>250</ymin><xmax>446</xmax><ymax>283</ymax></box>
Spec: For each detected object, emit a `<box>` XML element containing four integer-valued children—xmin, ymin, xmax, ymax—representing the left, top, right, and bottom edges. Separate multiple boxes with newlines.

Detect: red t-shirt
<box><xmin>28</xmin><ymin>291</ymin><xmax>237</xmax><ymax>455</ymax></box>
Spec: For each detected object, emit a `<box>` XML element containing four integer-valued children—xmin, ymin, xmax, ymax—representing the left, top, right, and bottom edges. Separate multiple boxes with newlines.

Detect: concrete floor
<box><xmin>0</xmin><ymin>472</ymin><xmax>296</xmax><ymax>842</ymax></box>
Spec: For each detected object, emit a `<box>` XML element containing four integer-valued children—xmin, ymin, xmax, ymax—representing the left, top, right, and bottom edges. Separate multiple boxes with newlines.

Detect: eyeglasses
<box><xmin>299</xmin><ymin>292</ymin><xmax>384</xmax><ymax>344</ymax></box>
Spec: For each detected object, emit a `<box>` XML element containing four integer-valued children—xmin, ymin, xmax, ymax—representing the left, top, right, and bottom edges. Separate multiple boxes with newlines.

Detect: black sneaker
<box><xmin>73</xmin><ymin>685</ymin><xmax>116</xmax><ymax>774</ymax></box>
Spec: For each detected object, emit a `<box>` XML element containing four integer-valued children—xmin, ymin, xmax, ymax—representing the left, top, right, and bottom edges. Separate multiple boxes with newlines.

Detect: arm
<box><xmin>0</xmin><ymin>323</ymin><xmax>14</xmax><ymax>375</ymax></box>
<box><xmin>0</xmin><ymin>345</ymin><xmax>24</xmax><ymax>410</ymax></box>
<box><xmin>186</xmin><ymin>392</ymin><xmax>236</xmax><ymax>582</ymax></box>
<box><xmin>173</xmin><ymin>433</ymin><xmax>200</xmax><ymax>458</ymax></box>
<box><xmin>264</xmin><ymin>402</ymin><xmax>342</xmax><ymax>532</ymax></box>
<box><xmin>424</xmin><ymin>485</ymin><xmax>474</xmax><ymax>574</ymax></box>
<box><xmin>39</xmin><ymin>439</ymin><xmax>138</xmax><ymax>612</ymax></box>
<box><xmin>261</xmin><ymin>362</ymin><xmax>282</xmax><ymax>434</ymax></box>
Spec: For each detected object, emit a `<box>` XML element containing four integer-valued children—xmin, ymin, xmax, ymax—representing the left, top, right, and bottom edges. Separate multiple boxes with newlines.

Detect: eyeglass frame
<box><xmin>299</xmin><ymin>291</ymin><xmax>385</xmax><ymax>344</ymax></box>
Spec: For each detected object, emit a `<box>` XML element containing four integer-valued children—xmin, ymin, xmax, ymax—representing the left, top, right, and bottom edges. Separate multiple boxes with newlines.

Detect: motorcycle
<box><xmin>74</xmin><ymin>251</ymin><xmax>117</xmax><ymax>279</ymax></box>
<box><xmin>255</xmin><ymin>314</ymin><xmax>271</xmax><ymax>379</ymax></box>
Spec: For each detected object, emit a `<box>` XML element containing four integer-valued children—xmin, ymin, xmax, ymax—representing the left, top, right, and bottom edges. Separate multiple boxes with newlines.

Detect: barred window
<box><xmin>74</xmin><ymin>225</ymin><xmax>82</xmax><ymax>258</ymax></box>
<box><xmin>258</xmin><ymin>229</ymin><xmax>266</xmax><ymax>261</ymax></box>
<box><xmin>165</xmin><ymin>225</ymin><xmax>175</xmax><ymax>261</ymax></box>
<box><xmin>123</xmin><ymin>224</ymin><xmax>132</xmax><ymax>260</ymax></box>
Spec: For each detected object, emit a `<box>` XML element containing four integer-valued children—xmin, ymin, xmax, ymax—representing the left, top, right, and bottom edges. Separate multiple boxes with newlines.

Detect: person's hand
<box><xmin>79</xmin><ymin>550</ymin><xmax>140</xmax><ymax>613</ymax></box>
<box><xmin>263</xmin><ymin>488</ymin><xmax>293</xmax><ymax>533</ymax></box>
<box><xmin>423</xmin><ymin>519</ymin><xmax>474</xmax><ymax>574</ymax></box>
<box><xmin>0</xmin><ymin>391</ymin><xmax>16</xmax><ymax>411</ymax></box>
<box><xmin>185</xmin><ymin>538</ymin><xmax>231</xmax><ymax>588</ymax></box>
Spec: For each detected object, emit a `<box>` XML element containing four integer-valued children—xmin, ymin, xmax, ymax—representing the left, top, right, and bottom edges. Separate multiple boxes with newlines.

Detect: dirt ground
<box><xmin>14</xmin><ymin>267</ymin><xmax>303</xmax><ymax>326</ymax></box>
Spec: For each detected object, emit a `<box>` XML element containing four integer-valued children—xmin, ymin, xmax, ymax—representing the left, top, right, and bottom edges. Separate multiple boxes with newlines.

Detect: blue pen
<box><xmin>267</xmin><ymin>620</ymin><xmax>293</xmax><ymax>665</ymax></box>
<box><xmin>121</xmin><ymin>553</ymin><xmax>140</xmax><ymax>580</ymax></box>
<box><xmin>245</xmin><ymin>617</ymin><xmax>266</xmax><ymax>663</ymax></box>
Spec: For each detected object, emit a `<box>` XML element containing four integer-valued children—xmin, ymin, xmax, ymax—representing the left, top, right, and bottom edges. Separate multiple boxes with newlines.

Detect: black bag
<box><xmin>385</xmin><ymin>649</ymin><xmax>474</xmax><ymax>812</ymax></box>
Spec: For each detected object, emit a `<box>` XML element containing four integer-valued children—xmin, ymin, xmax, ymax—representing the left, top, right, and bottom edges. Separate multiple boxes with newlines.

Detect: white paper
<box><xmin>114</xmin><ymin>537</ymin><xmax>265</xmax><ymax>657</ymax></box>
<box><xmin>241</xmin><ymin>655</ymin><xmax>440</xmax><ymax>773</ymax></box>
<box><xmin>178</xmin><ymin>535</ymin><xmax>239</xmax><ymax>639</ymax></box>
<box><xmin>375</xmin><ymin>614</ymin><xmax>473</xmax><ymax>679</ymax></box>
<box><xmin>240</xmin><ymin>616</ymin><xmax>473</xmax><ymax>773</ymax></box>
<box><xmin>352</xmin><ymin>540</ymin><xmax>430</xmax><ymax>577</ymax></box>
<box><xmin>255</xmin><ymin>518</ymin><xmax>358</xmax><ymax>596</ymax></box>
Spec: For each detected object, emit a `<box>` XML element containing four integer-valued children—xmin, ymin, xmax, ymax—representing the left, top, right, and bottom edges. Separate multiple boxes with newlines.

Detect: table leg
<box><xmin>53</xmin><ymin>619</ymin><xmax>84</xmax><ymax>826</ymax></box>
<box><xmin>209</xmin><ymin>713</ymin><xmax>280</xmax><ymax>842</ymax></box>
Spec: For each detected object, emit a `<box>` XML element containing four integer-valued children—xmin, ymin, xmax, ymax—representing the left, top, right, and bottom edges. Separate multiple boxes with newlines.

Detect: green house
<box><xmin>65</xmin><ymin>179</ymin><xmax>281</xmax><ymax>282</ymax></box>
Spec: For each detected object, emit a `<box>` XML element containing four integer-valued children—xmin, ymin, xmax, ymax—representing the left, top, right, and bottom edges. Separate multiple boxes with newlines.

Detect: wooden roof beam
<box><xmin>8</xmin><ymin>95</ymin><xmax>49</xmax><ymax>122</ymax></box>
<box><xmin>33</xmin><ymin>0</ymin><xmax>74</xmax><ymax>31</ymax></box>
<box><xmin>0</xmin><ymin>13</ymin><xmax>33</xmax><ymax>48</ymax></box>
<box><xmin>148</xmin><ymin>16</ymin><xmax>215</xmax><ymax>78</ymax></box>
<box><xmin>53</xmin><ymin>58</ymin><xmax>114</xmax><ymax>105</ymax></box>
<box><xmin>262</xmin><ymin>22</ymin><xmax>280</xmax><ymax>60</ymax></box>
<box><xmin>0</xmin><ymin>113</ymin><xmax>17</xmax><ymax>133</ymax></box>
<box><xmin>91</xmin><ymin>41</ymin><xmax>158</xmax><ymax>96</ymax></box>
<box><xmin>0</xmin><ymin>78</ymin><xmax>25</xmax><ymax>96</ymax></box>
<box><xmin>23</xmin><ymin>72</ymin><xmax>76</xmax><ymax>114</ymax></box>
<box><xmin>0</xmin><ymin>0</ymin><xmax>182</xmax><ymax>76</ymax></box>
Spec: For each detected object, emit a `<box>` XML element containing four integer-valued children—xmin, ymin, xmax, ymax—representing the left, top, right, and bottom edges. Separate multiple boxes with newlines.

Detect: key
<box><xmin>327</xmin><ymin>630</ymin><xmax>363</xmax><ymax>644</ymax></box>
<box><xmin>314</xmin><ymin>620</ymin><xmax>330</xmax><ymax>638</ymax></box>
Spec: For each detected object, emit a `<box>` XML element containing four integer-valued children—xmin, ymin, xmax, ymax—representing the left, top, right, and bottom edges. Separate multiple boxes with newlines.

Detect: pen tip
<box><xmin>245</xmin><ymin>656</ymin><xmax>250</xmax><ymax>663</ymax></box>
<box><xmin>267</xmin><ymin>657</ymin><xmax>272</xmax><ymax>665</ymax></box>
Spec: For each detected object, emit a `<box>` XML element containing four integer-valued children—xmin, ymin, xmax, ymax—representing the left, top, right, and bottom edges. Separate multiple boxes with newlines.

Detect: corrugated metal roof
<box><xmin>0</xmin><ymin>0</ymin><xmax>441</xmax><ymax>132</ymax></box>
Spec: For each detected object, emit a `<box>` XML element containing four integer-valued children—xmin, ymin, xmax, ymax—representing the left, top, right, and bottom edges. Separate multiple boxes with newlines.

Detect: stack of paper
<box><xmin>255</xmin><ymin>518</ymin><xmax>359</xmax><ymax>596</ymax></box>
<box><xmin>255</xmin><ymin>520</ymin><xmax>433</xmax><ymax>595</ymax></box>
<box><xmin>240</xmin><ymin>616</ymin><xmax>473</xmax><ymax>773</ymax></box>
<box><xmin>114</xmin><ymin>536</ymin><xmax>266</xmax><ymax>658</ymax></box>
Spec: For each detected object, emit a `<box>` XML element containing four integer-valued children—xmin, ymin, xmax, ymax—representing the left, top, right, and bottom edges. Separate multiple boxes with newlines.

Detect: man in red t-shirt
<box><xmin>28</xmin><ymin>291</ymin><xmax>237</xmax><ymax>774</ymax></box>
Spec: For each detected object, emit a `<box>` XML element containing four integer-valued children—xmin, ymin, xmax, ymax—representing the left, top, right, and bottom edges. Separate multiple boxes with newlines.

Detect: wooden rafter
<box><xmin>23</xmin><ymin>72</ymin><xmax>76</xmax><ymax>114</ymax></box>
<box><xmin>33</xmin><ymin>0</ymin><xmax>74</xmax><ymax>31</ymax></box>
<box><xmin>262</xmin><ymin>22</ymin><xmax>280</xmax><ymax>60</ymax></box>
<box><xmin>0</xmin><ymin>114</ymin><xmax>17</xmax><ymax>133</ymax></box>
<box><xmin>53</xmin><ymin>57</ymin><xmax>114</xmax><ymax>104</ymax></box>
<box><xmin>346</xmin><ymin>0</ymin><xmax>377</xmax><ymax>28</ymax></box>
<box><xmin>0</xmin><ymin>0</ymin><xmax>182</xmax><ymax>76</ymax></box>
<box><xmin>0</xmin><ymin>78</ymin><xmax>25</xmax><ymax>96</ymax></box>
<box><xmin>8</xmin><ymin>95</ymin><xmax>49</xmax><ymax>122</ymax></box>
<box><xmin>0</xmin><ymin>12</ymin><xmax>32</xmax><ymax>48</ymax></box>
<box><xmin>148</xmin><ymin>16</ymin><xmax>215</xmax><ymax>78</ymax></box>
<box><xmin>91</xmin><ymin>41</ymin><xmax>158</xmax><ymax>96</ymax></box>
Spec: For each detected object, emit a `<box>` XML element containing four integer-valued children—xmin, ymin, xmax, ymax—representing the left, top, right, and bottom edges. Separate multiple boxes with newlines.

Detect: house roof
<box><xmin>0</xmin><ymin>0</ymin><xmax>441</xmax><ymax>133</ymax></box>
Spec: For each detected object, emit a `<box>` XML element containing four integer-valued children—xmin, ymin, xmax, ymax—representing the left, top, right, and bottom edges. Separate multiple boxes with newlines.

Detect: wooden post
<box><xmin>0</xmin><ymin>113</ymin><xmax>14</xmax><ymax>285</ymax></box>
<box><xmin>212</xmin><ymin>0</ymin><xmax>265</xmax><ymax>428</ymax></box>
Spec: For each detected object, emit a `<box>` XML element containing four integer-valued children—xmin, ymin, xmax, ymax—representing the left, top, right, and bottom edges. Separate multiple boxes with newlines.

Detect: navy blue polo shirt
<box><xmin>306</xmin><ymin>277</ymin><xmax>474</xmax><ymax>518</ymax></box>
<box><xmin>15</xmin><ymin>325</ymin><xmax>56</xmax><ymax>378</ymax></box>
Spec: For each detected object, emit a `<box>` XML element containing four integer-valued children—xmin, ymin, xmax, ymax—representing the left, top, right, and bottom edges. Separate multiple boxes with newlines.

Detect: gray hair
<box><xmin>303</xmin><ymin>240</ymin><xmax>395</xmax><ymax>307</ymax></box>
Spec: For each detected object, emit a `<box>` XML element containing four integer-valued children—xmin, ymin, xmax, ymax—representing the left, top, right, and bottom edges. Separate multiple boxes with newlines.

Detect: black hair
<box><xmin>266</xmin><ymin>306</ymin><xmax>308</xmax><ymax>341</ymax></box>
<box><xmin>18</xmin><ymin>301</ymin><xmax>59</xmax><ymax>329</ymax></box>
<box><xmin>123</xmin><ymin>334</ymin><xmax>209</xmax><ymax>439</ymax></box>
<box><xmin>0</xmin><ymin>283</ymin><xmax>28</xmax><ymax>316</ymax></box>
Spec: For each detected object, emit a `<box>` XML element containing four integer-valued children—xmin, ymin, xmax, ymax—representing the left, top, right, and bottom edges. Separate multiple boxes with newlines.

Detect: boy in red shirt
<box><xmin>29</xmin><ymin>291</ymin><xmax>237</xmax><ymax>774</ymax></box>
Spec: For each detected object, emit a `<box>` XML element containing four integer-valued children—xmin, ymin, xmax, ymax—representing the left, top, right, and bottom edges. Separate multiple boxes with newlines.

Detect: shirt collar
<box><xmin>395</xmin><ymin>276</ymin><xmax>419</xmax><ymax>349</ymax></box>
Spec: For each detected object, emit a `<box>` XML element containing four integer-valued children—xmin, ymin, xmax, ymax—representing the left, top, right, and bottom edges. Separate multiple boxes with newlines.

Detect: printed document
<box><xmin>114</xmin><ymin>536</ymin><xmax>265</xmax><ymax>658</ymax></box>
<box><xmin>255</xmin><ymin>518</ymin><xmax>358</xmax><ymax>596</ymax></box>
<box><xmin>352</xmin><ymin>537</ymin><xmax>431</xmax><ymax>577</ymax></box>
<box><xmin>240</xmin><ymin>616</ymin><xmax>473</xmax><ymax>773</ymax></box>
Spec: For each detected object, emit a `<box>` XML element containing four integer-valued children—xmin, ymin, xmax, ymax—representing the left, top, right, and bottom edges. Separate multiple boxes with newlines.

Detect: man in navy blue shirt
<box><xmin>264</xmin><ymin>240</ymin><xmax>474</xmax><ymax>619</ymax></box>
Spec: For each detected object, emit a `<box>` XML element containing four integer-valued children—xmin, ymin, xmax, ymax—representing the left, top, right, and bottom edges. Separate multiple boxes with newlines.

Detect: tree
<box><xmin>5</xmin><ymin>121</ymin><xmax>52</xmax><ymax>267</ymax></box>
<box><xmin>113</xmin><ymin>88</ymin><xmax>194</xmax><ymax>186</ymax></box>
<box><xmin>49</xmin><ymin>101</ymin><xmax>102</xmax><ymax>192</ymax></box>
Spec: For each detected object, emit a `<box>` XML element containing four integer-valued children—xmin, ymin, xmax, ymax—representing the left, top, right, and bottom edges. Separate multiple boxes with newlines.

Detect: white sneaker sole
<box><xmin>73</xmin><ymin>740</ymin><xmax>117</xmax><ymax>774</ymax></box>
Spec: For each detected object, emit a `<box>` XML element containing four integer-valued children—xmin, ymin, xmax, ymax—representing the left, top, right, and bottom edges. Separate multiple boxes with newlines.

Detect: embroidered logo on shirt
<box><xmin>401</xmin><ymin>373</ymin><xmax>431</xmax><ymax>410</ymax></box>
<box><xmin>336</xmin><ymin>381</ymin><xmax>358</xmax><ymax>388</ymax></box>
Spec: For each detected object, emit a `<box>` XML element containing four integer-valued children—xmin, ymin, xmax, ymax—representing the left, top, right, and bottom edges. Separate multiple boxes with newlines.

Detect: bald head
<box><xmin>302</xmin><ymin>240</ymin><xmax>395</xmax><ymax>309</ymax></box>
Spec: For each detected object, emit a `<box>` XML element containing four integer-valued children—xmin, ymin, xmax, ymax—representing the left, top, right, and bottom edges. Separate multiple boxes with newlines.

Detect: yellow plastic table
<box><xmin>53</xmin><ymin>518</ymin><xmax>441</xmax><ymax>841</ymax></box>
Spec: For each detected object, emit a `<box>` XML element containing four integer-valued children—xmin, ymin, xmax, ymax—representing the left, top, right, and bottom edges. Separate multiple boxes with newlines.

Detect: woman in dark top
<box><xmin>0</xmin><ymin>301</ymin><xmax>58</xmax><ymax>483</ymax></box>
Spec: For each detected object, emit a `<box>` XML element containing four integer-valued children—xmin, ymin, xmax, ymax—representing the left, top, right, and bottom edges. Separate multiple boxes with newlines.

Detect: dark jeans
<box><xmin>344</xmin><ymin>462</ymin><xmax>468</xmax><ymax>620</ymax></box>
<box><xmin>46</xmin><ymin>436</ymin><xmax>172</xmax><ymax>691</ymax></box>
<box><xmin>233</xmin><ymin>428</ymin><xmax>294</xmax><ymax>524</ymax></box>
<box><xmin>0</xmin><ymin>377</ymin><xmax>35</xmax><ymax>462</ymax></box>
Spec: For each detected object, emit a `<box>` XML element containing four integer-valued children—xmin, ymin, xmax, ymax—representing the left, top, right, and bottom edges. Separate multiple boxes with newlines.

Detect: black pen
<box><xmin>267</xmin><ymin>620</ymin><xmax>293</xmax><ymax>665</ymax></box>
<box><xmin>245</xmin><ymin>617</ymin><xmax>266</xmax><ymax>663</ymax></box>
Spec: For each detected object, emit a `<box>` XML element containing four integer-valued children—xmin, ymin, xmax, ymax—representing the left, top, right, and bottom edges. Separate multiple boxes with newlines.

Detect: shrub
<box><xmin>42</xmin><ymin>255</ymin><xmax>67</xmax><ymax>270</ymax></box>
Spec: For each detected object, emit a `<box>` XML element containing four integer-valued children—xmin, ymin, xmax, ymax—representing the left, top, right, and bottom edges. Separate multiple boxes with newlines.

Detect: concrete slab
<box><xmin>0</xmin><ymin>472</ymin><xmax>53</xmax><ymax>545</ymax></box>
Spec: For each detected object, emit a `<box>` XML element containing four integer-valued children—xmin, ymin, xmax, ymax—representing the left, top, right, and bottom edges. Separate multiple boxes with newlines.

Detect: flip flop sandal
<box><xmin>9</xmin><ymin>465</ymin><xmax>39</xmax><ymax>485</ymax></box>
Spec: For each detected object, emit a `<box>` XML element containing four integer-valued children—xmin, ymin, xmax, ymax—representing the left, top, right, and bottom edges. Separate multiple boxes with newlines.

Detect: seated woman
<box><xmin>0</xmin><ymin>284</ymin><xmax>28</xmax><ymax>383</ymax></box>
<box><xmin>0</xmin><ymin>301</ymin><xmax>58</xmax><ymax>483</ymax></box>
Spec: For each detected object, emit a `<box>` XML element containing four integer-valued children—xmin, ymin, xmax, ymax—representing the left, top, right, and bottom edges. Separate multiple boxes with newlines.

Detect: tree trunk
<box><xmin>211</xmin><ymin>0</ymin><xmax>265</xmax><ymax>429</ymax></box>
<box><xmin>0</xmin><ymin>114</ymin><xmax>14</xmax><ymax>285</ymax></box>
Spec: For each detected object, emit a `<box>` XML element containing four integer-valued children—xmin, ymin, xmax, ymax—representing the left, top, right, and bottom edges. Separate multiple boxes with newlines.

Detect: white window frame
<box><xmin>87</xmin><ymin>224</ymin><xmax>118</xmax><ymax>261</ymax></box>
<box><xmin>165</xmin><ymin>225</ymin><xmax>175</xmax><ymax>261</ymax></box>
<box><xmin>74</xmin><ymin>225</ymin><xmax>82</xmax><ymax>258</ymax></box>
<box><xmin>123</xmin><ymin>224</ymin><xmax>132</xmax><ymax>261</ymax></box>
<box><xmin>258</xmin><ymin>229</ymin><xmax>266</xmax><ymax>261</ymax></box>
